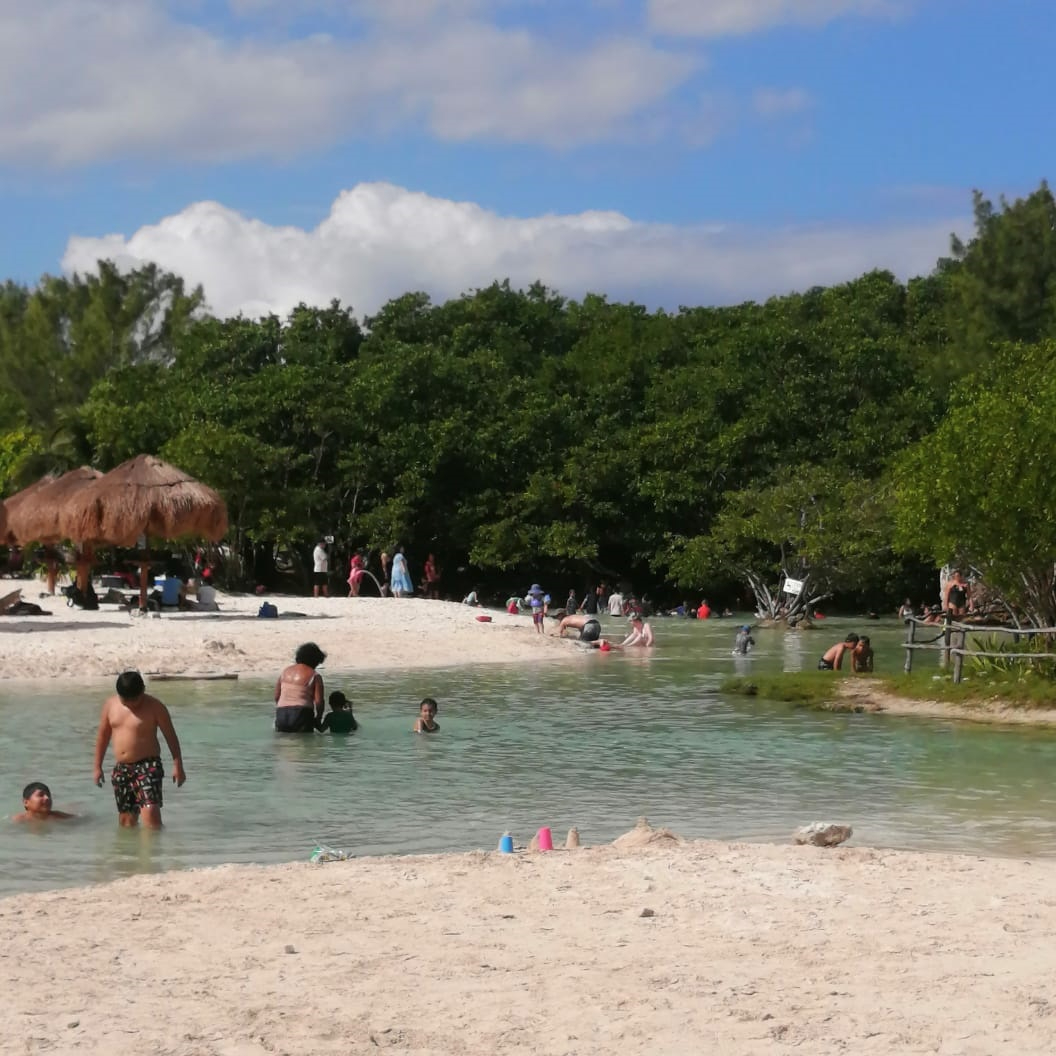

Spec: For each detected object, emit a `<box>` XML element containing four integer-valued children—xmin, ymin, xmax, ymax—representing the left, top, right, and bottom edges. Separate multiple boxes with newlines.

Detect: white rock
<box><xmin>793</xmin><ymin>822</ymin><xmax>853</xmax><ymax>847</ymax></box>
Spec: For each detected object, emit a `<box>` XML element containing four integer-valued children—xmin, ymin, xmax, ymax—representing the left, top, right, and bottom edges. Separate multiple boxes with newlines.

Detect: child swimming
<box><xmin>14</xmin><ymin>781</ymin><xmax>74</xmax><ymax>822</ymax></box>
<box><xmin>318</xmin><ymin>691</ymin><xmax>358</xmax><ymax>733</ymax></box>
<box><xmin>413</xmin><ymin>697</ymin><xmax>440</xmax><ymax>734</ymax></box>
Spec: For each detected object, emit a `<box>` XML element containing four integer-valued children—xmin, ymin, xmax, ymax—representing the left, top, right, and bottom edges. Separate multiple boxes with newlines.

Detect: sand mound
<box><xmin>612</xmin><ymin>816</ymin><xmax>682</xmax><ymax>848</ymax></box>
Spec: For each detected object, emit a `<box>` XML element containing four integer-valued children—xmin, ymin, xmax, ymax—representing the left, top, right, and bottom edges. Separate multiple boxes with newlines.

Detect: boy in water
<box><xmin>14</xmin><ymin>781</ymin><xmax>74</xmax><ymax>822</ymax></box>
<box><xmin>733</xmin><ymin>625</ymin><xmax>755</xmax><ymax>655</ymax></box>
<box><xmin>319</xmin><ymin>691</ymin><xmax>358</xmax><ymax>733</ymax></box>
<box><xmin>413</xmin><ymin>697</ymin><xmax>440</xmax><ymax>733</ymax></box>
<box><xmin>92</xmin><ymin>671</ymin><xmax>186</xmax><ymax>828</ymax></box>
<box><xmin>818</xmin><ymin>634</ymin><xmax>859</xmax><ymax>671</ymax></box>
<box><xmin>852</xmin><ymin>635</ymin><xmax>874</xmax><ymax>673</ymax></box>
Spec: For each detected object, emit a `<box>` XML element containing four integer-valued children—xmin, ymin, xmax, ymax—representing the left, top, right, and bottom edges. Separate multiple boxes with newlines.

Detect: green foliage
<box><xmin>9</xmin><ymin>184</ymin><xmax>1056</xmax><ymax>602</ymax></box>
<box><xmin>893</xmin><ymin>339</ymin><xmax>1056</xmax><ymax>625</ymax></box>
<box><xmin>945</xmin><ymin>184</ymin><xmax>1056</xmax><ymax>371</ymax></box>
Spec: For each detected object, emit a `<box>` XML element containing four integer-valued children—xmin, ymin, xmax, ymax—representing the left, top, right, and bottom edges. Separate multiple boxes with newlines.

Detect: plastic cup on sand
<box><xmin>499</xmin><ymin>833</ymin><xmax>514</xmax><ymax>853</ymax></box>
<box><xmin>537</xmin><ymin>826</ymin><xmax>554</xmax><ymax>852</ymax></box>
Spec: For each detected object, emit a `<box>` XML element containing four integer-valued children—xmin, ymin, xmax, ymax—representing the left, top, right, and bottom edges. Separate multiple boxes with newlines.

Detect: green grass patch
<box><xmin>721</xmin><ymin>673</ymin><xmax>849</xmax><ymax>708</ymax></box>
<box><xmin>875</xmin><ymin>670</ymin><xmax>1056</xmax><ymax>709</ymax></box>
<box><xmin>722</xmin><ymin>670</ymin><xmax>1056</xmax><ymax>711</ymax></box>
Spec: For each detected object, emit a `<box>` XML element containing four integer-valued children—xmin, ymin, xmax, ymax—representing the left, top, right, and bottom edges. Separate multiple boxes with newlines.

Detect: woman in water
<box><xmin>274</xmin><ymin>642</ymin><xmax>326</xmax><ymax>732</ymax></box>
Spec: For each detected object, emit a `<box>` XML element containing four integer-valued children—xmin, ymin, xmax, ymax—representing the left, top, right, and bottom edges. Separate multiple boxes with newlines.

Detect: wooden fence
<box><xmin>903</xmin><ymin>617</ymin><xmax>1056</xmax><ymax>683</ymax></box>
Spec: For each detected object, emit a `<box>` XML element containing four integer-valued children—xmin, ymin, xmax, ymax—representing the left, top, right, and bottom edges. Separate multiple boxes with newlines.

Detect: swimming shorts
<box><xmin>578</xmin><ymin>618</ymin><xmax>601</xmax><ymax>643</ymax></box>
<box><xmin>111</xmin><ymin>756</ymin><xmax>164</xmax><ymax>815</ymax></box>
<box><xmin>817</xmin><ymin>658</ymin><xmax>834</xmax><ymax>670</ymax></box>
<box><xmin>275</xmin><ymin>706</ymin><xmax>316</xmax><ymax>733</ymax></box>
<box><xmin>312</xmin><ymin>571</ymin><xmax>328</xmax><ymax>587</ymax></box>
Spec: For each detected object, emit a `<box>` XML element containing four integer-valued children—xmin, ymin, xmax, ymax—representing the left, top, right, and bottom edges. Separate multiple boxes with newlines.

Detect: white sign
<box><xmin>782</xmin><ymin>577</ymin><xmax>804</xmax><ymax>596</ymax></box>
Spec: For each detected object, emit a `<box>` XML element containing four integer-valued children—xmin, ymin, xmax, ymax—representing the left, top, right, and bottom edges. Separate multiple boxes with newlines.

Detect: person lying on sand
<box><xmin>413</xmin><ymin>697</ymin><xmax>440</xmax><ymax>734</ymax></box>
<box><xmin>13</xmin><ymin>781</ymin><xmax>74</xmax><ymax>822</ymax></box>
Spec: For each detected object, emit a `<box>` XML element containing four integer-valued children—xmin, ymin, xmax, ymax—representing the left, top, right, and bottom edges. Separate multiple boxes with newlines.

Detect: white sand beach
<box><xmin>2</xmin><ymin>832</ymin><xmax>1055</xmax><ymax>1055</ymax></box>
<box><xmin>0</xmin><ymin>578</ymin><xmax>571</xmax><ymax>681</ymax></box>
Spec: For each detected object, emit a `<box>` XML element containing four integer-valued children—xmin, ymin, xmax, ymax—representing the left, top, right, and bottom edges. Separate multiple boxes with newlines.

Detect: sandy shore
<box><xmin>837</xmin><ymin>680</ymin><xmax>1056</xmax><ymax>728</ymax></box>
<box><xmin>0</xmin><ymin>578</ymin><xmax>573</xmax><ymax>680</ymax></box>
<box><xmin>2</xmin><ymin>833</ymin><xmax>1055</xmax><ymax>1055</ymax></box>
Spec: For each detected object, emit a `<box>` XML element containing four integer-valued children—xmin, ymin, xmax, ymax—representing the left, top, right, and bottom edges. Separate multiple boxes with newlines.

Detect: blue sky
<box><xmin>2</xmin><ymin>0</ymin><xmax>1052</xmax><ymax>316</ymax></box>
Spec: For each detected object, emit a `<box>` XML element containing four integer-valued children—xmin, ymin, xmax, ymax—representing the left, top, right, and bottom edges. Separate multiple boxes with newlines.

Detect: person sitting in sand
<box><xmin>193</xmin><ymin>567</ymin><xmax>219</xmax><ymax>611</ymax></box>
<box><xmin>274</xmin><ymin>642</ymin><xmax>326</xmax><ymax>733</ymax></box>
<box><xmin>413</xmin><ymin>697</ymin><xmax>440</xmax><ymax>733</ymax></box>
<box><xmin>92</xmin><ymin>671</ymin><xmax>186</xmax><ymax>829</ymax></box>
<box><xmin>318</xmin><ymin>691</ymin><xmax>358</xmax><ymax>733</ymax></box>
<box><xmin>620</xmin><ymin>613</ymin><xmax>655</xmax><ymax>648</ymax></box>
<box><xmin>13</xmin><ymin>781</ymin><xmax>74</xmax><ymax>822</ymax></box>
<box><xmin>554</xmin><ymin>613</ymin><xmax>602</xmax><ymax>642</ymax></box>
<box><xmin>818</xmin><ymin>634</ymin><xmax>859</xmax><ymax>671</ymax></box>
<box><xmin>852</xmin><ymin>635</ymin><xmax>874</xmax><ymax>673</ymax></box>
<box><xmin>462</xmin><ymin>588</ymin><xmax>481</xmax><ymax>606</ymax></box>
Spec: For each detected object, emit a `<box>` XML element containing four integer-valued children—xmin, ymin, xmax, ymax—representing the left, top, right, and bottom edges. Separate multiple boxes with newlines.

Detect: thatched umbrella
<box><xmin>63</xmin><ymin>455</ymin><xmax>228</xmax><ymax>608</ymax></box>
<box><xmin>4</xmin><ymin>468</ymin><xmax>103</xmax><ymax>592</ymax></box>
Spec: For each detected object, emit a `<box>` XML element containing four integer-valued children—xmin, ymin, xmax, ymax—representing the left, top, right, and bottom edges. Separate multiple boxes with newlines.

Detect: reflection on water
<box><xmin>1</xmin><ymin>616</ymin><xmax>1055</xmax><ymax>895</ymax></box>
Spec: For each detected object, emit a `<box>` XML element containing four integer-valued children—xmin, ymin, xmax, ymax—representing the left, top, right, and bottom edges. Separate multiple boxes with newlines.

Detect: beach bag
<box><xmin>257</xmin><ymin>602</ymin><xmax>278</xmax><ymax>619</ymax></box>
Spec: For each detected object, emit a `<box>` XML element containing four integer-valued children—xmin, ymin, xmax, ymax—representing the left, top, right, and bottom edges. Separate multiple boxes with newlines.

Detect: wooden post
<box><xmin>904</xmin><ymin>618</ymin><xmax>916</xmax><ymax>674</ymax></box>
<box><xmin>941</xmin><ymin>614</ymin><xmax>952</xmax><ymax>669</ymax></box>
<box><xmin>952</xmin><ymin>628</ymin><xmax>967</xmax><ymax>684</ymax></box>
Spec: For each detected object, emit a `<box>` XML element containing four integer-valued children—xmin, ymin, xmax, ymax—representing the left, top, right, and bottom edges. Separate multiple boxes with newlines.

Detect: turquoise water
<box><xmin>2</xmin><ymin>615</ymin><xmax>1055</xmax><ymax>896</ymax></box>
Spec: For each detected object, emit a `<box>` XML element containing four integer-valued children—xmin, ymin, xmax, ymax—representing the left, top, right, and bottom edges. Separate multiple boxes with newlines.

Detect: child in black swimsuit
<box><xmin>413</xmin><ymin>697</ymin><xmax>439</xmax><ymax>733</ymax></box>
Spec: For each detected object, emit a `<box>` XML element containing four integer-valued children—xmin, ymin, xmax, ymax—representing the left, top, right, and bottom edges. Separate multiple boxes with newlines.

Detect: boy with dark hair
<box><xmin>14</xmin><ymin>781</ymin><xmax>74</xmax><ymax>822</ymax></box>
<box><xmin>818</xmin><ymin>634</ymin><xmax>859</xmax><ymax>671</ymax></box>
<box><xmin>319</xmin><ymin>691</ymin><xmax>358</xmax><ymax>734</ymax></box>
<box><xmin>92</xmin><ymin>671</ymin><xmax>186</xmax><ymax>828</ymax></box>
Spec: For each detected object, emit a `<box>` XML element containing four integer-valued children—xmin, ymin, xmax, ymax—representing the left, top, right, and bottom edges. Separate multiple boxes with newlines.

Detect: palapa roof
<box><xmin>63</xmin><ymin>455</ymin><xmax>228</xmax><ymax>546</ymax></box>
<box><xmin>3</xmin><ymin>468</ymin><xmax>101</xmax><ymax>545</ymax></box>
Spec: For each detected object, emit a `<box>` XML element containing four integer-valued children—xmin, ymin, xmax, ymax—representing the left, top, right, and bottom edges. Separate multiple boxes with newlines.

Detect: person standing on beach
<box><xmin>423</xmin><ymin>553</ymin><xmax>441</xmax><ymax>600</ymax></box>
<box><xmin>390</xmin><ymin>546</ymin><xmax>414</xmax><ymax>597</ymax></box>
<box><xmin>312</xmin><ymin>538</ymin><xmax>330</xmax><ymax>598</ymax></box>
<box><xmin>380</xmin><ymin>550</ymin><xmax>392</xmax><ymax>596</ymax></box>
<box><xmin>92</xmin><ymin>671</ymin><xmax>186</xmax><ymax>829</ymax></box>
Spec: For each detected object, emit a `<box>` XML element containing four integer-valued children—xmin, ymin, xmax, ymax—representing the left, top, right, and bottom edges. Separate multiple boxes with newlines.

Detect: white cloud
<box><xmin>62</xmin><ymin>182</ymin><xmax>965</xmax><ymax>319</ymax></box>
<box><xmin>649</xmin><ymin>0</ymin><xmax>902</xmax><ymax>37</ymax></box>
<box><xmin>753</xmin><ymin>87</ymin><xmax>812</xmax><ymax>118</ymax></box>
<box><xmin>0</xmin><ymin>0</ymin><xmax>698</xmax><ymax>165</ymax></box>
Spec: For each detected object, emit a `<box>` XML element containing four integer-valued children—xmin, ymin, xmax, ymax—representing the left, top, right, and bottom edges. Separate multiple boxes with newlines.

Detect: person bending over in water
<box><xmin>274</xmin><ymin>642</ymin><xmax>326</xmax><ymax>733</ymax></box>
<box><xmin>620</xmin><ymin>613</ymin><xmax>655</xmax><ymax>648</ymax></box>
<box><xmin>413</xmin><ymin>697</ymin><xmax>440</xmax><ymax>733</ymax></box>
<box><xmin>92</xmin><ymin>671</ymin><xmax>186</xmax><ymax>829</ymax></box>
<box><xmin>14</xmin><ymin>781</ymin><xmax>74</xmax><ymax>822</ymax></box>
<box><xmin>818</xmin><ymin>634</ymin><xmax>859</xmax><ymax>671</ymax></box>
<box><xmin>852</xmin><ymin>635</ymin><xmax>874</xmax><ymax>673</ymax></box>
<box><xmin>319</xmin><ymin>691</ymin><xmax>358</xmax><ymax>733</ymax></box>
<box><xmin>554</xmin><ymin>613</ymin><xmax>602</xmax><ymax>642</ymax></box>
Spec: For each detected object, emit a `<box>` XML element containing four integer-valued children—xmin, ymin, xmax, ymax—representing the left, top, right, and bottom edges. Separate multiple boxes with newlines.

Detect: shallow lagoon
<box><xmin>2</xmin><ymin>615</ymin><xmax>1055</xmax><ymax>896</ymax></box>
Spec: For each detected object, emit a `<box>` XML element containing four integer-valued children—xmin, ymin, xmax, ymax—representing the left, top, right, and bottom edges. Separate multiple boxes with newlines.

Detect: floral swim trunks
<box><xmin>111</xmin><ymin>756</ymin><xmax>164</xmax><ymax>815</ymax></box>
